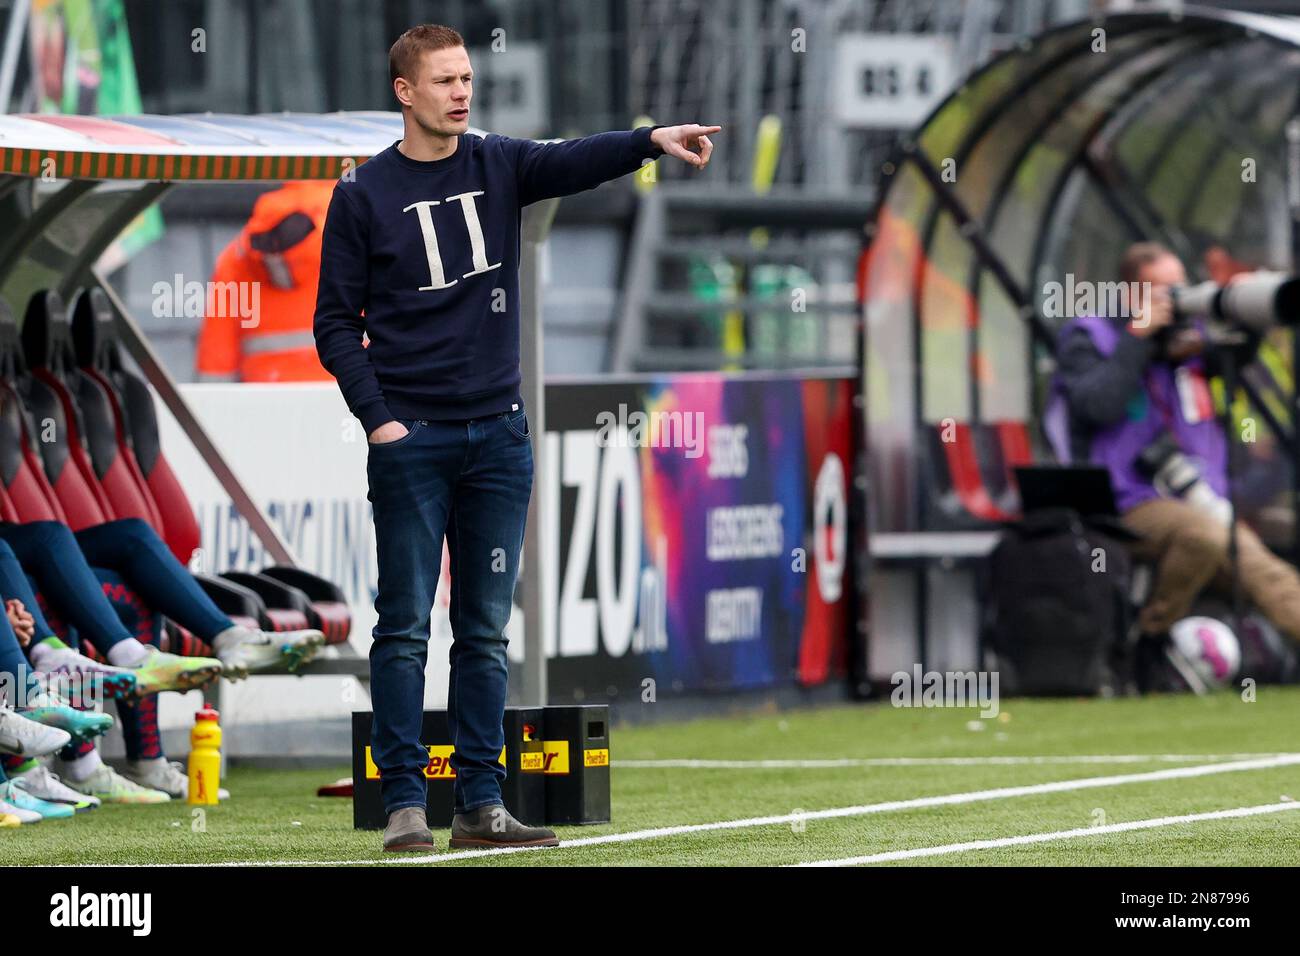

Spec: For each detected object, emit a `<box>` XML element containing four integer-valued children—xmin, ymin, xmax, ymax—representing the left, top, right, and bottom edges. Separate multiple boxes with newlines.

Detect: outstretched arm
<box><xmin>512</xmin><ymin>123</ymin><xmax>721</xmax><ymax>206</ymax></box>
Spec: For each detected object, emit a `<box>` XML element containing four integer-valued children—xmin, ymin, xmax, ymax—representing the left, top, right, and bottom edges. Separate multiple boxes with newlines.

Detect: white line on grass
<box><xmin>614</xmin><ymin>754</ymin><xmax>1298</xmax><ymax>769</ymax></box>
<box><xmin>786</xmin><ymin>800</ymin><xmax>1300</xmax><ymax>866</ymax></box>
<box><xmin>185</xmin><ymin>750</ymin><xmax>1300</xmax><ymax>867</ymax></box>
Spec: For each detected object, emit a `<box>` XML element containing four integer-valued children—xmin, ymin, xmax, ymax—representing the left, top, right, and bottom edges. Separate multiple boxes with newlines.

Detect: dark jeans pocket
<box><xmin>369</xmin><ymin>419</ymin><xmax>423</xmax><ymax>450</ymax></box>
<box><xmin>502</xmin><ymin>408</ymin><xmax>530</xmax><ymax>440</ymax></box>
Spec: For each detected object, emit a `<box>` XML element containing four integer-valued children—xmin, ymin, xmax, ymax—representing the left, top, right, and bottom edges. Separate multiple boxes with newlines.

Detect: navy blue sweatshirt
<box><xmin>314</xmin><ymin>126</ymin><xmax>665</xmax><ymax>434</ymax></box>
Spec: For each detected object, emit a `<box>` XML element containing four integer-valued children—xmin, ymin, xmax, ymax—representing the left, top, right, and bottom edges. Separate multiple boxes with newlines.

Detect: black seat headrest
<box><xmin>70</xmin><ymin>288</ymin><xmax>118</xmax><ymax>373</ymax></box>
<box><xmin>21</xmin><ymin>289</ymin><xmax>72</xmax><ymax>376</ymax></box>
<box><xmin>0</xmin><ymin>297</ymin><xmax>24</xmax><ymax>383</ymax></box>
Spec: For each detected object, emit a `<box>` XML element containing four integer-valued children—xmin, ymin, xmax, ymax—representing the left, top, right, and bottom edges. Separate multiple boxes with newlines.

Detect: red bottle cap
<box><xmin>196</xmin><ymin>706</ymin><xmax>221</xmax><ymax>722</ymax></box>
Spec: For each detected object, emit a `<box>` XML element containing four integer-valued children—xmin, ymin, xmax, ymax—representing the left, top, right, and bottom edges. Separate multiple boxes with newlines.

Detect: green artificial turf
<box><xmin>6</xmin><ymin>687</ymin><xmax>1300</xmax><ymax>866</ymax></box>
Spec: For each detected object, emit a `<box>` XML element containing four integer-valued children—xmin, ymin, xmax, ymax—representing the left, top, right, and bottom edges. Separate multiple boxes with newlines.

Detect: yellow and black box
<box><xmin>351</xmin><ymin>708</ymin><xmax>545</xmax><ymax>830</ymax></box>
<box><xmin>541</xmin><ymin>704</ymin><xmax>611</xmax><ymax>825</ymax></box>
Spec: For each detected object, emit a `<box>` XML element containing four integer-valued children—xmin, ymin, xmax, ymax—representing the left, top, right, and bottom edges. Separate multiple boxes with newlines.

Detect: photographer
<box><xmin>1054</xmin><ymin>242</ymin><xmax>1300</xmax><ymax>650</ymax></box>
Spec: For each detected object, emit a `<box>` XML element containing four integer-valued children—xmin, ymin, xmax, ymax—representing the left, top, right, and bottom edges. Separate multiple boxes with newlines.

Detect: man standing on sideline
<box><xmin>314</xmin><ymin>23</ymin><xmax>720</xmax><ymax>852</ymax></box>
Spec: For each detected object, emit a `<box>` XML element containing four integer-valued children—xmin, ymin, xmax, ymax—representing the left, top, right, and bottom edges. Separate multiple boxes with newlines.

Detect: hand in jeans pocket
<box><xmin>369</xmin><ymin>419</ymin><xmax>418</xmax><ymax>446</ymax></box>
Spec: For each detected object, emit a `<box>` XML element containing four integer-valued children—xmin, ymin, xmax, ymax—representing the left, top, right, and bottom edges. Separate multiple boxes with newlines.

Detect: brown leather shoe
<box><xmin>449</xmin><ymin>804</ymin><xmax>559</xmax><ymax>849</ymax></box>
<box><xmin>383</xmin><ymin>806</ymin><xmax>435</xmax><ymax>852</ymax></box>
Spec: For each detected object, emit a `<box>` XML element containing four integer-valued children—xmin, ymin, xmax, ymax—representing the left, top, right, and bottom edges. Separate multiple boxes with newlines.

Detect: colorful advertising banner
<box><xmin>543</xmin><ymin>372</ymin><xmax>854</xmax><ymax>699</ymax></box>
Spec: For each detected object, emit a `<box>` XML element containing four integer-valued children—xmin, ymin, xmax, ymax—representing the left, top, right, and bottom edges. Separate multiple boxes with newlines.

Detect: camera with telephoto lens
<box><xmin>1170</xmin><ymin>272</ymin><xmax>1300</xmax><ymax>331</ymax></box>
<box><xmin>1136</xmin><ymin>432</ymin><xmax>1231</xmax><ymax>526</ymax></box>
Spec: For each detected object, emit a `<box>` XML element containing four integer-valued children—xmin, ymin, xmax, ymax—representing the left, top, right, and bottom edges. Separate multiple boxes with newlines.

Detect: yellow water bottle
<box><xmin>187</xmin><ymin>705</ymin><xmax>222</xmax><ymax>805</ymax></box>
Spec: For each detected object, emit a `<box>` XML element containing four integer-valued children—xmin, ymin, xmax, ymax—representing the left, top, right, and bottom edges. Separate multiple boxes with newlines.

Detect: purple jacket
<box><xmin>1045</xmin><ymin>315</ymin><xmax>1227</xmax><ymax>512</ymax></box>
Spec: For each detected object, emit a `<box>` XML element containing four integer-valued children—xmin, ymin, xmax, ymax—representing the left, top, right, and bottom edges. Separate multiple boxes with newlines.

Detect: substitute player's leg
<box><xmin>71</xmin><ymin>518</ymin><xmax>323</xmax><ymax>679</ymax></box>
<box><xmin>446</xmin><ymin>407</ymin><xmax>556</xmax><ymax>849</ymax></box>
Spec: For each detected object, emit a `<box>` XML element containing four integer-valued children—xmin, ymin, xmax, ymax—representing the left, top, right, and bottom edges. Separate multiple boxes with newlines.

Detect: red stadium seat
<box><xmin>68</xmin><ymin>291</ymin><xmax>166</xmax><ymax>532</ymax></box>
<box><xmin>258</xmin><ymin>566</ymin><xmax>353</xmax><ymax>645</ymax></box>
<box><xmin>0</xmin><ymin>483</ymin><xmax>18</xmax><ymax>523</ymax></box>
<box><xmin>929</xmin><ymin>421</ymin><xmax>1017</xmax><ymax>524</ymax></box>
<box><xmin>17</xmin><ymin>291</ymin><xmax>114</xmax><ymax>530</ymax></box>
<box><xmin>995</xmin><ymin>419</ymin><xmax>1035</xmax><ymax>473</ymax></box>
<box><xmin>944</xmin><ymin>423</ymin><xmax>1016</xmax><ymax>522</ymax></box>
<box><xmin>921</xmin><ymin>424</ymin><xmax>971</xmax><ymax>525</ymax></box>
<box><xmin>923</xmin><ymin>419</ymin><xmax>1044</xmax><ymax>526</ymax></box>
<box><xmin>0</xmin><ymin>367</ymin><xmax>65</xmax><ymax>525</ymax></box>
<box><xmin>69</xmin><ymin>288</ymin><xmax>200</xmax><ymax>565</ymax></box>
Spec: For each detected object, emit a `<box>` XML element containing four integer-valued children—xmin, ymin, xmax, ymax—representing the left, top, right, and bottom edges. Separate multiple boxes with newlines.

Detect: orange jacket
<box><xmin>196</xmin><ymin>180</ymin><xmax>335</xmax><ymax>382</ymax></box>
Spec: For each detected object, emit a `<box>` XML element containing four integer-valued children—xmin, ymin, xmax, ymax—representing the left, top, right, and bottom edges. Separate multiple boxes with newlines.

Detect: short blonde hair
<box><xmin>389</xmin><ymin>24</ymin><xmax>465</xmax><ymax>85</ymax></box>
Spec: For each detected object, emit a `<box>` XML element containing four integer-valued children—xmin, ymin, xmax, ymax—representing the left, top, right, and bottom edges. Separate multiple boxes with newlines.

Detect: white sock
<box><xmin>212</xmin><ymin>625</ymin><xmax>250</xmax><ymax>647</ymax></box>
<box><xmin>28</xmin><ymin>641</ymin><xmax>58</xmax><ymax>669</ymax></box>
<box><xmin>63</xmin><ymin>748</ymin><xmax>103</xmax><ymax>782</ymax></box>
<box><xmin>106</xmin><ymin>639</ymin><xmax>151</xmax><ymax>668</ymax></box>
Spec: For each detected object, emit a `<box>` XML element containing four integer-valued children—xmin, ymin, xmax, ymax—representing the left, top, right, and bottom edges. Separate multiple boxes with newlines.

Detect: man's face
<box><xmin>395</xmin><ymin>46</ymin><xmax>472</xmax><ymax>137</ymax></box>
<box><xmin>1137</xmin><ymin>253</ymin><xmax>1187</xmax><ymax>293</ymax></box>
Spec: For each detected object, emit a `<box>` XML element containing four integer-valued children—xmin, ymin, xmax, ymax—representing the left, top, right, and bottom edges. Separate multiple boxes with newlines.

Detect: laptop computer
<box><xmin>1013</xmin><ymin>464</ymin><xmax>1119</xmax><ymax>518</ymax></box>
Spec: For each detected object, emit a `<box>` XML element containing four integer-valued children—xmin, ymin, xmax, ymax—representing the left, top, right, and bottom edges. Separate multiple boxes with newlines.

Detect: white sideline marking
<box><xmin>614</xmin><ymin>754</ymin><xmax>1298</xmax><ymax>769</ymax></box>
<box><xmin>787</xmin><ymin>800</ymin><xmax>1300</xmax><ymax>867</ymax></box>
<box><xmin>188</xmin><ymin>751</ymin><xmax>1300</xmax><ymax>867</ymax></box>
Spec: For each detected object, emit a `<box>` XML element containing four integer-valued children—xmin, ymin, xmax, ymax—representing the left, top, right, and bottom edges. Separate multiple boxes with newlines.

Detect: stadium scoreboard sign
<box><xmin>833</xmin><ymin>34</ymin><xmax>956</xmax><ymax>128</ymax></box>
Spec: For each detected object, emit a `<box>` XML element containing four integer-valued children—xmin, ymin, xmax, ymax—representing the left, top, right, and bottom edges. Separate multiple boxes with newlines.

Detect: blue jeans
<box><xmin>366</xmin><ymin>407</ymin><xmax>533</xmax><ymax>816</ymax></box>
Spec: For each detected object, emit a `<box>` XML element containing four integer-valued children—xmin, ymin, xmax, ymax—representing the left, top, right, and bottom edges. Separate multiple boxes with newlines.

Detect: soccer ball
<box><xmin>1167</xmin><ymin>616</ymin><xmax>1242</xmax><ymax>691</ymax></box>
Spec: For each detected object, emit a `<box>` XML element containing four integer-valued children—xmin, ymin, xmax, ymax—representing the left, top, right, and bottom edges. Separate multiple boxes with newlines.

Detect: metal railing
<box><xmin>610</xmin><ymin>184</ymin><xmax>873</xmax><ymax>372</ymax></box>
